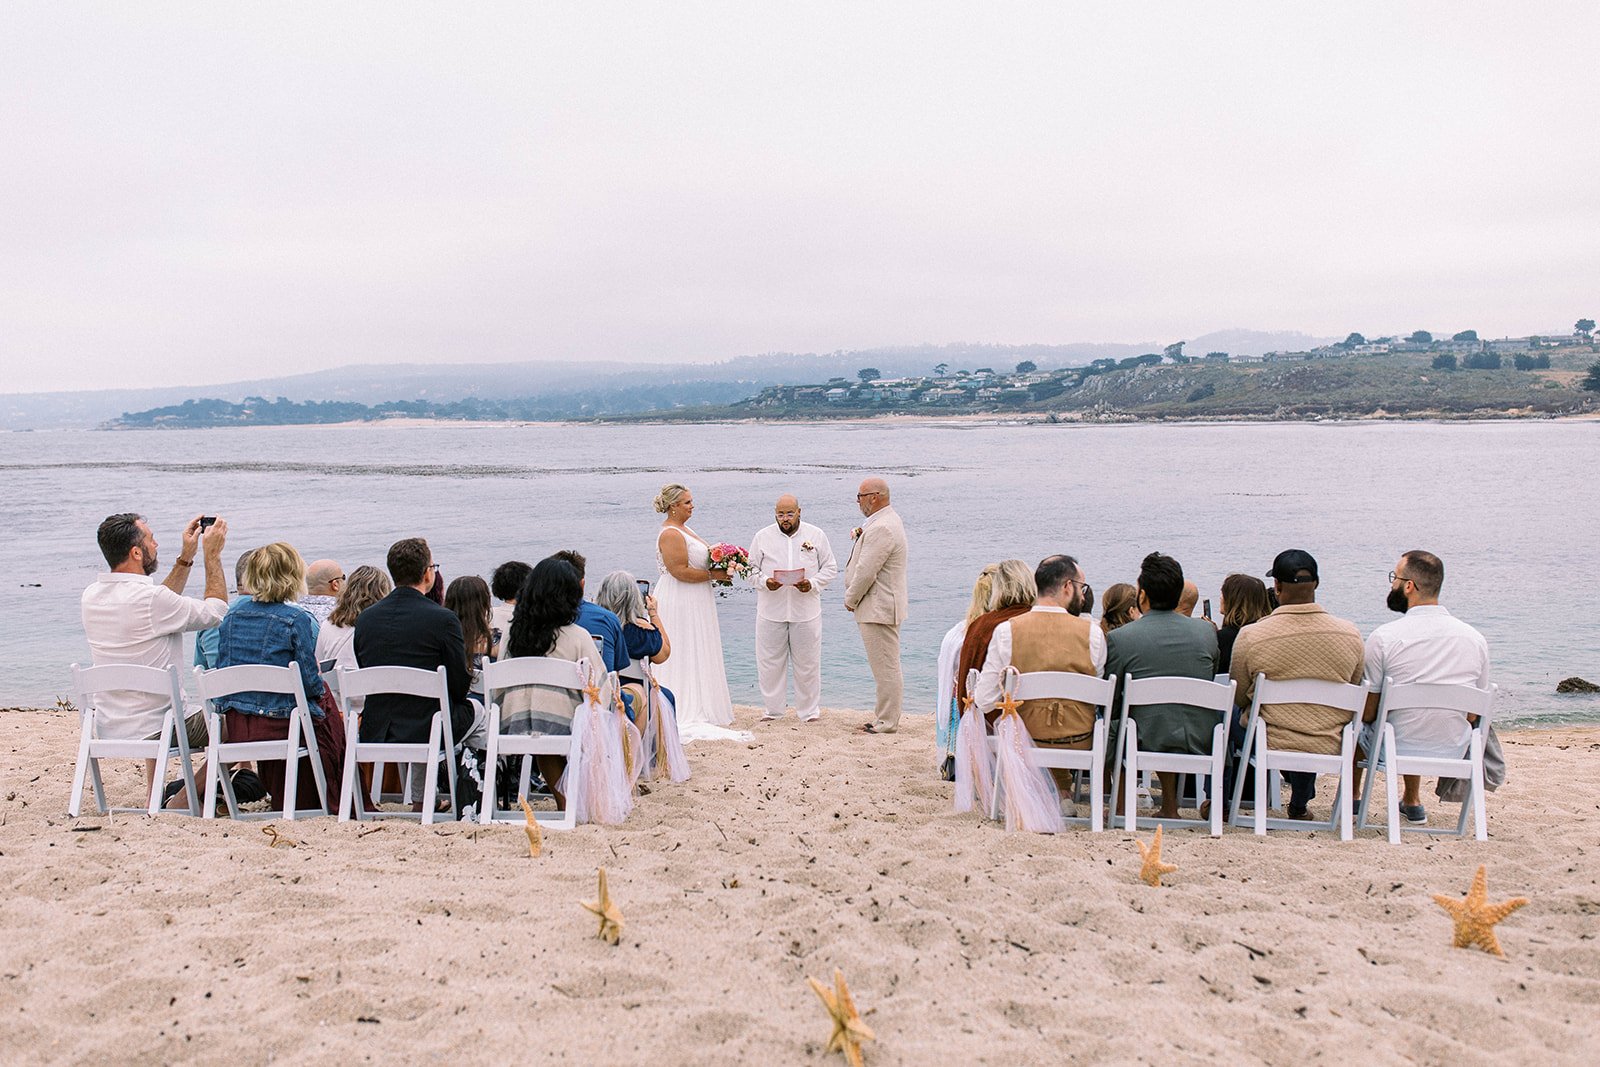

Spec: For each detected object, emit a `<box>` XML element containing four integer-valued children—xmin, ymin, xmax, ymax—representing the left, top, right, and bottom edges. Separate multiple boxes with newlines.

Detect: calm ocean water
<box><xmin>2</xmin><ymin>420</ymin><xmax>1596</xmax><ymax>726</ymax></box>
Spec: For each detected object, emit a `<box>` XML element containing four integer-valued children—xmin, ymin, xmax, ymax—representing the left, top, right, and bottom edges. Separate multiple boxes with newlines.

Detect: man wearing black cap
<box><xmin>1227</xmin><ymin>549</ymin><xmax>1364</xmax><ymax>819</ymax></box>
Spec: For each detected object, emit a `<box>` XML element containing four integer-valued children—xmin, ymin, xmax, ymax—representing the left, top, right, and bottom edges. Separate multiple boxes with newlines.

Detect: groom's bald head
<box><xmin>775</xmin><ymin>494</ymin><xmax>801</xmax><ymax>533</ymax></box>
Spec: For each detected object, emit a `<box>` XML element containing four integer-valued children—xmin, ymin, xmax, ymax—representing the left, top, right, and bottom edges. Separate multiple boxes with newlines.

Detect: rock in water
<box><xmin>1556</xmin><ymin>676</ymin><xmax>1600</xmax><ymax>694</ymax></box>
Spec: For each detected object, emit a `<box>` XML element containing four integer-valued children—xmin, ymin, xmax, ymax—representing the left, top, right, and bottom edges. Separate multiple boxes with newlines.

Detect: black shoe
<box><xmin>230</xmin><ymin>769</ymin><xmax>269</xmax><ymax>804</ymax></box>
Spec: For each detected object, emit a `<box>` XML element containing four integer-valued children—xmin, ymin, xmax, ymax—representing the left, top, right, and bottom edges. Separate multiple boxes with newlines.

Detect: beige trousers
<box><xmin>856</xmin><ymin>620</ymin><xmax>903</xmax><ymax>731</ymax></box>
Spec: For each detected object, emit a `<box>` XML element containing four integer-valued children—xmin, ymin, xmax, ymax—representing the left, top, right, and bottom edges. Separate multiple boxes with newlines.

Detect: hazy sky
<box><xmin>3</xmin><ymin>3</ymin><xmax>1597</xmax><ymax>393</ymax></box>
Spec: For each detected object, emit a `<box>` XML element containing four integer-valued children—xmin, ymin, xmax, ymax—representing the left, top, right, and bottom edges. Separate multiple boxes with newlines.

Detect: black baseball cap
<box><xmin>1266</xmin><ymin>549</ymin><xmax>1319</xmax><ymax>584</ymax></box>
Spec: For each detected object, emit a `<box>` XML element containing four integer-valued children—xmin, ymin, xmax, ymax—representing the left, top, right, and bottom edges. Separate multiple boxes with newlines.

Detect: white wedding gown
<box><xmin>655</xmin><ymin>527</ymin><xmax>750</xmax><ymax>743</ymax></box>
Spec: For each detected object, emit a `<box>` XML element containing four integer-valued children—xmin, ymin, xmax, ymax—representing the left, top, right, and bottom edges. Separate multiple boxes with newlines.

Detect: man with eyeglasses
<box><xmin>1227</xmin><ymin>549</ymin><xmax>1364</xmax><ymax>820</ymax></box>
<box><xmin>1353</xmin><ymin>550</ymin><xmax>1492</xmax><ymax>824</ymax></box>
<box><xmin>299</xmin><ymin>558</ymin><xmax>346</xmax><ymax>626</ymax></box>
<box><xmin>749</xmin><ymin>494</ymin><xmax>838</xmax><ymax>722</ymax></box>
<box><xmin>844</xmin><ymin>477</ymin><xmax>909</xmax><ymax>733</ymax></box>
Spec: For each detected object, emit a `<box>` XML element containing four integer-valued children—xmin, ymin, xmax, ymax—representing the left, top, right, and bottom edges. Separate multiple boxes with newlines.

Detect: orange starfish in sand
<box><xmin>1432</xmin><ymin>865</ymin><xmax>1528</xmax><ymax>958</ymax></box>
<box><xmin>582</xmin><ymin>867</ymin><xmax>624</xmax><ymax>946</ymax></box>
<box><xmin>808</xmin><ymin>968</ymin><xmax>875</xmax><ymax>1067</ymax></box>
<box><xmin>517</xmin><ymin>796</ymin><xmax>542</xmax><ymax>858</ymax></box>
<box><xmin>1136</xmin><ymin>825</ymin><xmax>1178</xmax><ymax>887</ymax></box>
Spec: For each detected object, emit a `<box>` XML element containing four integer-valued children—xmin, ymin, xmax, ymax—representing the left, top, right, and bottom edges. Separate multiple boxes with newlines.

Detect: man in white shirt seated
<box><xmin>299</xmin><ymin>559</ymin><xmax>345</xmax><ymax>625</ymax></box>
<box><xmin>80</xmin><ymin>512</ymin><xmax>231</xmax><ymax>805</ymax></box>
<box><xmin>1355</xmin><ymin>549</ymin><xmax>1491</xmax><ymax>824</ymax></box>
<box><xmin>975</xmin><ymin>555</ymin><xmax>1105</xmax><ymax>786</ymax></box>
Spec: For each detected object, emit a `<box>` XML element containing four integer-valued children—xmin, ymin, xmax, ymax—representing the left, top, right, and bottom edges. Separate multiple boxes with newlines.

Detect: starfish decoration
<box><xmin>807</xmin><ymin>968</ymin><xmax>875</xmax><ymax>1067</ymax></box>
<box><xmin>1432</xmin><ymin>865</ymin><xmax>1528</xmax><ymax>958</ymax></box>
<box><xmin>582</xmin><ymin>867</ymin><xmax>624</xmax><ymax>946</ymax></box>
<box><xmin>995</xmin><ymin>686</ymin><xmax>1023</xmax><ymax>721</ymax></box>
<box><xmin>517</xmin><ymin>796</ymin><xmax>542</xmax><ymax>858</ymax></box>
<box><xmin>581</xmin><ymin>676</ymin><xmax>604</xmax><ymax>708</ymax></box>
<box><xmin>1136</xmin><ymin>825</ymin><xmax>1178</xmax><ymax>887</ymax></box>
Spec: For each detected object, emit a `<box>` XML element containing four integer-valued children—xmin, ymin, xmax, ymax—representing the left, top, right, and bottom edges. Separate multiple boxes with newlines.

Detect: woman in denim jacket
<box><xmin>215</xmin><ymin>542</ymin><xmax>344</xmax><ymax>811</ymax></box>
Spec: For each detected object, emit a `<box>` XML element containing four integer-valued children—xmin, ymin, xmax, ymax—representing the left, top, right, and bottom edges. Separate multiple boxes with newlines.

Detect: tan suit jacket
<box><xmin>843</xmin><ymin>506</ymin><xmax>908</xmax><ymax>626</ymax></box>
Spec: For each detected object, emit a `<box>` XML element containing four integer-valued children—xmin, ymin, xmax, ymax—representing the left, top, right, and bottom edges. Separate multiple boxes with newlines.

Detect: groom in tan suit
<box><xmin>844</xmin><ymin>477</ymin><xmax>909</xmax><ymax>733</ymax></box>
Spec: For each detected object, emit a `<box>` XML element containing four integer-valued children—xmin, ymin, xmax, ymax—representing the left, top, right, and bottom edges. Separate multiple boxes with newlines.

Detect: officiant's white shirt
<box><xmin>748</xmin><ymin>521</ymin><xmax>837</xmax><ymax>623</ymax></box>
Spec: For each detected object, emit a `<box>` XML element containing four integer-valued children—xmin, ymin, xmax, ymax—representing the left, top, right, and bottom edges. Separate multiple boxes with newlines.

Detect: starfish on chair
<box><xmin>1432</xmin><ymin>865</ymin><xmax>1528</xmax><ymax>958</ymax></box>
<box><xmin>808</xmin><ymin>968</ymin><xmax>875</xmax><ymax>1066</ymax></box>
<box><xmin>582</xmin><ymin>867</ymin><xmax>624</xmax><ymax>945</ymax></box>
<box><xmin>1136</xmin><ymin>825</ymin><xmax>1178</xmax><ymax>887</ymax></box>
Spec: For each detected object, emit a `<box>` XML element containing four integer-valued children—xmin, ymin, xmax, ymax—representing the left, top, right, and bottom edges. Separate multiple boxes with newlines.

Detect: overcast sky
<box><xmin>3</xmin><ymin>3</ymin><xmax>1597</xmax><ymax>394</ymax></box>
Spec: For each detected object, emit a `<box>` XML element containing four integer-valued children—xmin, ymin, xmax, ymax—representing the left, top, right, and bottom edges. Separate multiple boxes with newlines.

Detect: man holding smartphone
<box><xmin>748</xmin><ymin>494</ymin><xmax>837</xmax><ymax>721</ymax></box>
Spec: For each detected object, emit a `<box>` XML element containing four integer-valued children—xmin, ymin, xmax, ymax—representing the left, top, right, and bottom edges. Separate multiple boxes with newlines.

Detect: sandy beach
<box><xmin>2</xmin><ymin>706</ymin><xmax>1597</xmax><ymax>1064</ymax></box>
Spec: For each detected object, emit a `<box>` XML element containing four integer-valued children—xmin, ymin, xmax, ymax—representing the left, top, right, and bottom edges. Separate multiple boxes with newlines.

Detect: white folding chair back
<box><xmin>1112</xmin><ymin>674</ymin><xmax>1235</xmax><ymax>836</ymax></box>
<box><xmin>68</xmin><ymin>663</ymin><xmax>197</xmax><ymax>817</ymax></box>
<box><xmin>1357</xmin><ymin>678</ymin><xmax>1496</xmax><ymax>843</ymax></box>
<box><xmin>480</xmin><ymin>656</ymin><xmax>589</xmax><ymax>829</ymax></box>
<box><xmin>1228</xmin><ymin>674</ymin><xmax>1366</xmax><ymax>839</ymax></box>
<box><xmin>989</xmin><ymin>670</ymin><xmax>1116</xmax><ymax>831</ymax></box>
<box><xmin>193</xmin><ymin>663</ymin><xmax>329</xmax><ymax>820</ymax></box>
<box><xmin>335</xmin><ymin>665</ymin><xmax>457</xmax><ymax>825</ymax></box>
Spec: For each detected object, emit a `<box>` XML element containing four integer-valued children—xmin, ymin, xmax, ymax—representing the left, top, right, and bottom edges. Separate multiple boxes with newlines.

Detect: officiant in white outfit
<box><xmin>748</xmin><ymin>494</ymin><xmax>837</xmax><ymax>721</ymax></box>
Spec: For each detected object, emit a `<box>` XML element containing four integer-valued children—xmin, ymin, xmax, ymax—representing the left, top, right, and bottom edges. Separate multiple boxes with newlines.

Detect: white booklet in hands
<box><xmin>772</xmin><ymin>568</ymin><xmax>806</xmax><ymax>586</ymax></box>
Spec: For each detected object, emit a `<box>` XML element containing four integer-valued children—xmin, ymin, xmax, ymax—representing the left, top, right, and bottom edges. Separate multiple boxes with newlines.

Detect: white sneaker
<box><xmin>797</xmin><ymin>713</ymin><xmax>820</xmax><ymax>723</ymax></box>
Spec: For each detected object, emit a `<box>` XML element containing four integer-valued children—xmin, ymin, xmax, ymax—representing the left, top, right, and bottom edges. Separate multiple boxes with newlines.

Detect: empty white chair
<box><xmin>1228</xmin><ymin>673</ymin><xmax>1366</xmax><ymax>840</ymax></box>
<box><xmin>336</xmin><ymin>665</ymin><xmax>457</xmax><ymax>824</ymax></box>
<box><xmin>1356</xmin><ymin>678</ymin><xmax>1496</xmax><ymax>843</ymax></box>
<box><xmin>194</xmin><ymin>663</ymin><xmax>329</xmax><ymax>820</ymax></box>
<box><xmin>1111</xmin><ymin>674</ymin><xmax>1235</xmax><ymax>836</ymax></box>
<box><xmin>989</xmin><ymin>669</ymin><xmax>1116</xmax><ymax>832</ymax></box>
<box><xmin>68</xmin><ymin>663</ymin><xmax>198</xmax><ymax>817</ymax></box>
<box><xmin>480</xmin><ymin>656</ymin><xmax>590</xmax><ymax>829</ymax></box>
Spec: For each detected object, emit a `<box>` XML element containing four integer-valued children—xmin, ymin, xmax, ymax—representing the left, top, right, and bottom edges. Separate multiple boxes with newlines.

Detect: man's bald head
<box><xmin>775</xmin><ymin>494</ymin><xmax>802</xmax><ymax>534</ymax></box>
<box><xmin>1177</xmin><ymin>580</ymin><xmax>1199</xmax><ymax>616</ymax></box>
<box><xmin>306</xmin><ymin>559</ymin><xmax>345</xmax><ymax>597</ymax></box>
<box><xmin>856</xmin><ymin>477</ymin><xmax>890</xmax><ymax>517</ymax></box>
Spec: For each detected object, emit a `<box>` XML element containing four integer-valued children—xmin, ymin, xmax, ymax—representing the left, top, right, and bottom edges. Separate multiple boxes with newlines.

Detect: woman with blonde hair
<box><xmin>954</xmin><ymin>559</ymin><xmax>1037</xmax><ymax>711</ymax></box>
<box><xmin>214</xmin><ymin>541</ymin><xmax>345</xmax><ymax>812</ymax></box>
<box><xmin>935</xmin><ymin>564</ymin><xmax>997</xmax><ymax>778</ymax></box>
<box><xmin>1098</xmin><ymin>582</ymin><xmax>1141</xmax><ymax>636</ymax></box>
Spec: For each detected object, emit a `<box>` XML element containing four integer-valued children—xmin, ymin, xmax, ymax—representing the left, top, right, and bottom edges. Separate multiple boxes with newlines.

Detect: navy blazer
<box><xmin>353</xmin><ymin>587</ymin><xmax>474</xmax><ymax>743</ymax></box>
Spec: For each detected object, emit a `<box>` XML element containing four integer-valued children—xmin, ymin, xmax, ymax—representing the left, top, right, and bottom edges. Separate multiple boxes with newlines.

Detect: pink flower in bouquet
<box><xmin>707</xmin><ymin>543</ymin><xmax>753</xmax><ymax>580</ymax></box>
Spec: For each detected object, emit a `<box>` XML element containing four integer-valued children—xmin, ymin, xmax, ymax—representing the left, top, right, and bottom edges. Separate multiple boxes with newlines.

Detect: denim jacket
<box><xmin>215</xmin><ymin>599</ymin><xmax>325</xmax><ymax>718</ymax></box>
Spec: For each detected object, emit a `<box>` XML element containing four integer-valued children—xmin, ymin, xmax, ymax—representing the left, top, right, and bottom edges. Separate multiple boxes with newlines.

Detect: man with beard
<box><xmin>749</xmin><ymin>494</ymin><xmax>838</xmax><ymax>722</ymax></box>
<box><xmin>1353</xmin><ymin>550</ymin><xmax>1491</xmax><ymax>824</ymax></box>
<box><xmin>974</xmin><ymin>555</ymin><xmax>1104</xmax><ymax>783</ymax></box>
<box><xmin>81</xmin><ymin>512</ymin><xmax>231</xmax><ymax>800</ymax></box>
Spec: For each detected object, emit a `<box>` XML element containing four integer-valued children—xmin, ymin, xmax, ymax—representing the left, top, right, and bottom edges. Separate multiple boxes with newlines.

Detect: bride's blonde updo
<box><xmin>654</xmin><ymin>483</ymin><xmax>689</xmax><ymax>514</ymax></box>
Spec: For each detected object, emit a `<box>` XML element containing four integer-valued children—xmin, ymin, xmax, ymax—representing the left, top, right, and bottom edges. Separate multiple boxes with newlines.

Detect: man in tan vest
<box><xmin>975</xmin><ymin>555</ymin><xmax>1105</xmax><ymax>784</ymax></box>
<box><xmin>844</xmin><ymin>477</ymin><xmax>909</xmax><ymax>733</ymax></box>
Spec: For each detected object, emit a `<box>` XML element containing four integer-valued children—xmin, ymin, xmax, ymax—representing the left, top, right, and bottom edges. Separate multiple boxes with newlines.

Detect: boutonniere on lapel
<box><xmin>851</xmin><ymin>527</ymin><xmax>863</xmax><ymax>542</ymax></box>
<box><xmin>801</xmin><ymin>541</ymin><xmax>815</xmax><ymax>552</ymax></box>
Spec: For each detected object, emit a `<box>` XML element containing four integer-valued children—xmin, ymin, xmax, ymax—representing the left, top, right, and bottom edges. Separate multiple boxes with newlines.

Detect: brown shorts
<box><xmin>144</xmin><ymin>710</ymin><xmax>210</xmax><ymax>750</ymax></box>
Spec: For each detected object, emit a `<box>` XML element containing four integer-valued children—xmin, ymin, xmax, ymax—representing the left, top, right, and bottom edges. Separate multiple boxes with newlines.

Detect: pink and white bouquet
<box><xmin>707</xmin><ymin>542</ymin><xmax>753</xmax><ymax>582</ymax></box>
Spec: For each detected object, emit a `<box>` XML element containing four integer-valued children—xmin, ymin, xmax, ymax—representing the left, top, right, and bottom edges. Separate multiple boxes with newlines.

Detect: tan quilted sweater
<box><xmin>1229</xmin><ymin>604</ymin><xmax>1364</xmax><ymax>754</ymax></box>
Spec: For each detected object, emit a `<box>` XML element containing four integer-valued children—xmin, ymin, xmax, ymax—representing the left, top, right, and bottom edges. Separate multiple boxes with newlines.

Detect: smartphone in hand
<box><xmin>1202</xmin><ymin>597</ymin><xmax>1211</xmax><ymax>620</ymax></box>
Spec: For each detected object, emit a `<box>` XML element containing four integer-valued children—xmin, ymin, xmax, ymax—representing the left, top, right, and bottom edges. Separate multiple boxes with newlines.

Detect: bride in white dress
<box><xmin>652</xmin><ymin>484</ymin><xmax>749</xmax><ymax>742</ymax></box>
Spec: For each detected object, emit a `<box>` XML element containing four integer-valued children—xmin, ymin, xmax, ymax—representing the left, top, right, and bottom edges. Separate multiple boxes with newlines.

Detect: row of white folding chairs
<box><xmin>973</xmin><ymin>668</ymin><xmax>1495</xmax><ymax>842</ymax></box>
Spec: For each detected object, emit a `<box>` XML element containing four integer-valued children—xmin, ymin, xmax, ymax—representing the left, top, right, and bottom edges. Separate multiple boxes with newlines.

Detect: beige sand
<box><xmin>2</xmin><ymin>708</ymin><xmax>1597</xmax><ymax>1064</ymax></box>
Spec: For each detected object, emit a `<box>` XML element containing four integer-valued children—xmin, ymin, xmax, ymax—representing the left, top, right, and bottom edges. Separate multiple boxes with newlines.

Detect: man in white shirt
<box><xmin>80</xmin><ymin>512</ymin><xmax>231</xmax><ymax>800</ymax></box>
<box><xmin>749</xmin><ymin>494</ymin><xmax>838</xmax><ymax>721</ymax></box>
<box><xmin>1355</xmin><ymin>549</ymin><xmax>1491</xmax><ymax>824</ymax></box>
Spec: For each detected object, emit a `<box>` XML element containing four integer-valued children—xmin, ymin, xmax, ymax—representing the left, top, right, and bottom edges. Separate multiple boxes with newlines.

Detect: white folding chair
<box><xmin>194</xmin><ymin>663</ymin><xmax>329</xmax><ymax>820</ymax></box>
<box><xmin>68</xmin><ymin>663</ymin><xmax>198</xmax><ymax>817</ymax></box>
<box><xmin>1228</xmin><ymin>674</ymin><xmax>1366</xmax><ymax>840</ymax></box>
<box><xmin>480</xmin><ymin>656</ymin><xmax>589</xmax><ymax>829</ymax></box>
<box><xmin>988</xmin><ymin>671</ymin><xmax>1116</xmax><ymax>832</ymax></box>
<box><xmin>1111</xmin><ymin>674</ymin><xmax>1235</xmax><ymax>836</ymax></box>
<box><xmin>1356</xmin><ymin>678</ymin><xmax>1496</xmax><ymax>843</ymax></box>
<box><xmin>1215</xmin><ymin>672</ymin><xmax>1280</xmax><ymax>811</ymax></box>
<box><xmin>336</xmin><ymin>665</ymin><xmax>457</xmax><ymax>825</ymax></box>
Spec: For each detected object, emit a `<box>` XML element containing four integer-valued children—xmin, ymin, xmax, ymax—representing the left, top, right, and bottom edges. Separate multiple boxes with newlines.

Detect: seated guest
<box><xmin>489</xmin><ymin>560</ymin><xmax>532</xmax><ymax>659</ymax></box>
<box><xmin>195</xmin><ymin>548</ymin><xmax>258</xmax><ymax>670</ymax></box>
<box><xmin>594</xmin><ymin>569</ymin><xmax>677</xmax><ymax>720</ymax></box>
<box><xmin>1177</xmin><ymin>580</ymin><xmax>1200</xmax><ymax>617</ymax></box>
<box><xmin>1098</xmin><ymin>583</ymin><xmax>1141</xmax><ymax>636</ymax></box>
<box><xmin>354</xmin><ymin>537</ymin><xmax>477</xmax><ymax>751</ymax></box>
<box><xmin>975</xmin><ymin>555</ymin><xmax>1105</xmax><ymax>787</ymax></box>
<box><xmin>82</xmin><ymin>512</ymin><xmax>229</xmax><ymax>807</ymax></box>
<box><xmin>550</xmin><ymin>549</ymin><xmax>628</xmax><ymax>675</ymax></box>
<box><xmin>445</xmin><ymin>574</ymin><xmax>495</xmax><ymax>693</ymax></box>
<box><xmin>954</xmin><ymin>559</ymin><xmax>1036</xmax><ymax>715</ymax></box>
<box><xmin>1216</xmin><ymin>573</ymin><xmax>1272</xmax><ymax>674</ymax></box>
<box><xmin>299</xmin><ymin>559</ymin><xmax>345</xmax><ymax>626</ymax></box>
<box><xmin>499</xmin><ymin>558</ymin><xmax>612</xmax><ymax>810</ymax></box>
<box><xmin>1227</xmin><ymin>550</ymin><xmax>1364</xmax><ymax>820</ymax></box>
<box><xmin>1103</xmin><ymin>552</ymin><xmax>1220</xmax><ymax>818</ymax></box>
<box><xmin>936</xmin><ymin>564</ymin><xmax>998</xmax><ymax>779</ymax></box>
<box><xmin>315</xmin><ymin>565</ymin><xmax>391</xmax><ymax>674</ymax></box>
<box><xmin>1353</xmin><ymin>550</ymin><xmax>1492</xmax><ymax>824</ymax></box>
<box><xmin>214</xmin><ymin>541</ymin><xmax>344</xmax><ymax>812</ymax></box>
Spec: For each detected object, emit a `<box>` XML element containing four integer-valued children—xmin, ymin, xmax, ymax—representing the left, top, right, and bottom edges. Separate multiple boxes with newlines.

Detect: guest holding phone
<box><xmin>594</xmin><ymin>570</ymin><xmax>674</xmax><ymax>720</ymax></box>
